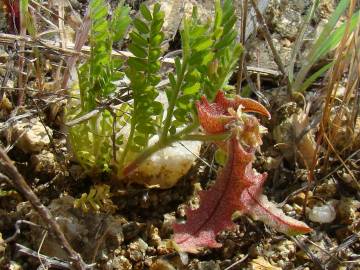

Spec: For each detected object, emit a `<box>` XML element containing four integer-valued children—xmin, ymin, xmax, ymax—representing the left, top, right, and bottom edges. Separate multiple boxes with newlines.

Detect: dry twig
<box><xmin>61</xmin><ymin>7</ymin><xmax>91</xmax><ymax>90</ymax></box>
<box><xmin>14</xmin><ymin>243</ymin><xmax>79</xmax><ymax>270</ymax></box>
<box><xmin>250</xmin><ymin>0</ymin><xmax>292</xmax><ymax>95</ymax></box>
<box><xmin>291</xmin><ymin>236</ymin><xmax>325</xmax><ymax>270</ymax></box>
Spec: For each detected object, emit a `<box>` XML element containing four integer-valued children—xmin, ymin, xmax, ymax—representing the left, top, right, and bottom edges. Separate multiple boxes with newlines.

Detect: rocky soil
<box><xmin>0</xmin><ymin>0</ymin><xmax>359</xmax><ymax>269</ymax></box>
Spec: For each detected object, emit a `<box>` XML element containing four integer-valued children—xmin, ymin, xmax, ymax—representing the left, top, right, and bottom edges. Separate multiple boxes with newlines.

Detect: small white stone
<box><xmin>308</xmin><ymin>204</ymin><xmax>336</xmax><ymax>224</ymax></box>
<box><xmin>8</xmin><ymin>119</ymin><xmax>52</xmax><ymax>153</ymax></box>
<box><xmin>133</xmin><ymin>137</ymin><xmax>202</xmax><ymax>188</ymax></box>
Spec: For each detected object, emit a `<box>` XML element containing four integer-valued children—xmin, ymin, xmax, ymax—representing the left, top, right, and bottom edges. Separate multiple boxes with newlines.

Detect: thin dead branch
<box><xmin>61</xmin><ymin>6</ymin><xmax>91</xmax><ymax>90</ymax></box>
<box><xmin>4</xmin><ymin>220</ymin><xmax>45</xmax><ymax>243</ymax></box>
<box><xmin>291</xmin><ymin>236</ymin><xmax>325</xmax><ymax>270</ymax></box>
<box><xmin>14</xmin><ymin>243</ymin><xmax>86</xmax><ymax>270</ymax></box>
<box><xmin>236</xmin><ymin>0</ymin><xmax>248</xmax><ymax>94</ymax></box>
<box><xmin>223</xmin><ymin>254</ymin><xmax>249</xmax><ymax>270</ymax></box>
<box><xmin>250</xmin><ymin>0</ymin><xmax>292</xmax><ymax>95</ymax></box>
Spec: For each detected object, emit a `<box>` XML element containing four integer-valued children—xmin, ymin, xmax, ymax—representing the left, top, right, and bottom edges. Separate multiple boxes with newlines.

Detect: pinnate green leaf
<box><xmin>111</xmin><ymin>4</ymin><xmax>131</xmax><ymax>41</ymax></box>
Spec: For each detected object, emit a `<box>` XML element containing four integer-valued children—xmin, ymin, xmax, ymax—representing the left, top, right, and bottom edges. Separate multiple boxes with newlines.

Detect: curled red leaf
<box><xmin>195</xmin><ymin>95</ymin><xmax>235</xmax><ymax>134</ymax></box>
<box><xmin>215</xmin><ymin>91</ymin><xmax>271</xmax><ymax>119</ymax></box>
<box><xmin>246</xmin><ymin>194</ymin><xmax>312</xmax><ymax>236</ymax></box>
<box><xmin>173</xmin><ymin>92</ymin><xmax>311</xmax><ymax>253</ymax></box>
<box><xmin>173</xmin><ymin>133</ymin><xmax>266</xmax><ymax>253</ymax></box>
<box><xmin>195</xmin><ymin>91</ymin><xmax>271</xmax><ymax>135</ymax></box>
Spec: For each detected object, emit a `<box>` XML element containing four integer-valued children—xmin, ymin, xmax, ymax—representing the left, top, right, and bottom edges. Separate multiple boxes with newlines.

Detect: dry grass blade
<box><xmin>316</xmin><ymin>0</ymin><xmax>360</xmax><ymax>189</ymax></box>
<box><xmin>17</xmin><ymin>0</ymin><xmax>27</xmax><ymax>106</ymax></box>
<box><xmin>287</xmin><ymin>0</ymin><xmax>320</xmax><ymax>82</ymax></box>
<box><xmin>61</xmin><ymin>6</ymin><xmax>91</xmax><ymax>90</ymax></box>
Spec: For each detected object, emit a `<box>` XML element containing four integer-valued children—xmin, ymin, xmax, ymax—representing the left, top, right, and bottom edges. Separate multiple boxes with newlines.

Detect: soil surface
<box><xmin>0</xmin><ymin>0</ymin><xmax>359</xmax><ymax>270</ymax></box>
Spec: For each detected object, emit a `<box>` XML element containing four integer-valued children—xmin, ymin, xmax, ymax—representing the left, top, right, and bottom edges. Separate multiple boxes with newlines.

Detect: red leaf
<box><xmin>246</xmin><ymin>194</ymin><xmax>312</xmax><ymax>235</ymax></box>
<box><xmin>173</xmin><ymin>133</ymin><xmax>267</xmax><ymax>253</ymax></box>
<box><xmin>173</xmin><ymin>93</ymin><xmax>311</xmax><ymax>253</ymax></box>
<box><xmin>195</xmin><ymin>91</ymin><xmax>270</xmax><ymax>135</ymax></box>
<box><xmin>195</xmin><ymin>94</ymin><xmax>235</xmax><ymax>134</ymax></box>
<box><xmin>214</xmin><ymin>91</ymin><xmax>271</xmax><ymax>119</ymax></box>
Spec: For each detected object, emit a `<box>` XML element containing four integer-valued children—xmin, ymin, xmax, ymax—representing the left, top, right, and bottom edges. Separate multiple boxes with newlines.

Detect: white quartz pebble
<box><xmin>308</xmin><ymin>204</ymin><xmax>336</xmax><ymax>224</ymax></box>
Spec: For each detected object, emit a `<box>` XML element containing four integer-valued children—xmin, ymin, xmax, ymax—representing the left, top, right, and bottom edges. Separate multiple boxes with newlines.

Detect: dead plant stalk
<box><xmin>317</xmin><ymin>0</ymin><xmax>359</xmax><ymax>189</ymax></box>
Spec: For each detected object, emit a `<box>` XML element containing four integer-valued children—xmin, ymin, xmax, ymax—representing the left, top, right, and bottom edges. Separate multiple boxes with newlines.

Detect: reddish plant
<box><xmin>3</xmin><ymin>0</ymin><xmax>20</xmax><ymax>33</ymax></box>
<box><xmin>173</xmin><ymin>91</ymin><xmax>311</xmax><ymax>253</ymax></box>
<box><xmin>196</xmin><ymin>91</ymin><xmax>271</xmax><ymax>135</ymax></box>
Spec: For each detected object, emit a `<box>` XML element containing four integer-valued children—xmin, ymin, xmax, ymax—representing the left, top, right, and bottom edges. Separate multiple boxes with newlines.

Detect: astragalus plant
<box><xmin>67</xmin><ymin>0</ymin><xmax>242</xmax><ymax>188</ymax></box>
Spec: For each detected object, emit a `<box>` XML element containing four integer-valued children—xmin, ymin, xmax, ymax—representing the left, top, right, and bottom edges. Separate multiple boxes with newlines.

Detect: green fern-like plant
<box><xmin>67</xmin><ymin>0</ymin><xmax>242</xmax><ymax>178</ymax></box>
<box><xmin>116</xmin><ymin>0</ymin><xmax>241</xmax><ymax>173</ymax></box>
<box><xmin>118</xmin><ymin>3</ymin><xmax>165</xmax><ymax>165</ymax></box>
<box><xmin>125</xmin><ymin>0</ymin><xmax>242</xmax><ymax>171</ymax></box>
<box><xmin>67</xmin><ymin>0</ymin><xmax>131</xmax><ymax>172</ymax></box>
<box><xmin>163</xmin><ymin>1</ymin><xmax>242</xmax><ymax>138</ymax></box>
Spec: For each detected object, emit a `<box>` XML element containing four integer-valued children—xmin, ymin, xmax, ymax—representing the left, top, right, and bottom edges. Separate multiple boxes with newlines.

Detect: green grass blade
<box><xmin>293</xmin><ymin>0</ymin><xmax>359</xmax><ymax>92</ymax></box>
<box><xmin>288</xmin><ymin>0</ymin><xmax>320</xmax><ymax>82</ymax></box>
<box><xmin>298</xmin><ymin>62</ymin><xmax>333</xmax><ymax>93</ymax></box>
<box><xmin>314</xmin><ymin>10</ymin><xmax>359</xmax><ymax>60</ymax></box>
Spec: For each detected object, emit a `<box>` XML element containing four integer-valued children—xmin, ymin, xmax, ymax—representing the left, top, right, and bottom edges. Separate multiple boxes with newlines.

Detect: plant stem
<box><xmin>90</xmin><ymin>116</ymin><xmax>99</xmax><ymax>162</ymax></box>
<box><xmin>123</xmin><ymin>136</ymin><xmax>167</xmax><ymax>176</ymax></box>
<box><xmin>182</xmin><ymin>132</ymin><xmax>231</xmax><ymax>141</ymax></box>
<box><xmin>118</xmin><ymin>123</ymin><xmax>135</xmax><ymax>168</ymax></box>
<box><xmin>124</xmin><ymin>121</ymin><xmax>198</xmax><ymax>175</ymax></box>
<box><xmin>175</xmin><ymin>119</ymin><xmax>199</xmax><ymax>137</ymax></box>
<box><xmin>160</xmin><ymin>60</ymin><xmax>188</xmax><ymax>143</ymax></box>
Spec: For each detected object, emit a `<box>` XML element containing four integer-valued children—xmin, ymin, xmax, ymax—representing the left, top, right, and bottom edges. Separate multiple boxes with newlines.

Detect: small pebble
<box><xmin>308</xmin><ymin>203</ymin><xmax>336</xmax><ymax>223</ymax></box>
<box><xmin>6</xmin><ymin>119</ymin><xmax>52</xmax><ymax>153</ymax></box>
<box><xmin>197</xmin><ymin>261</ymin><xmax>220</xmax><ymax>270</ymax></box>
<box><xmin>107</xmin><ymin>256</ymin><xmax>132</xmax><ymax>270</ymax></box>
<box><xmin>150</xmin><ymin>259</ymin><xmax>175</xmax><ymax>270</ymax></box>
